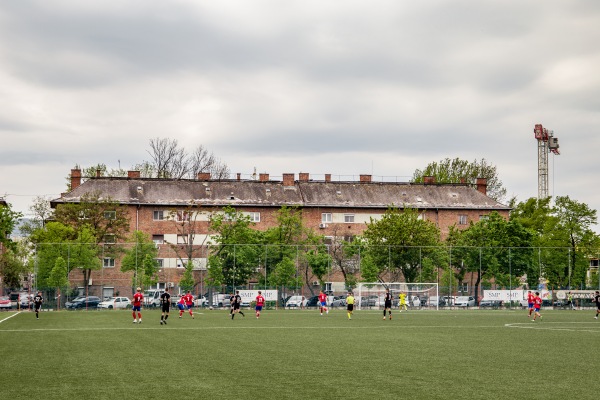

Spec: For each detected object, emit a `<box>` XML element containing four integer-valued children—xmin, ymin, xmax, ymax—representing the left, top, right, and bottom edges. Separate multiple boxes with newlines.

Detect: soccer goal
<box><xmin>356</xmin><ymin>282</ymin><xmax>439</xmax><ymax>311</ymax></box>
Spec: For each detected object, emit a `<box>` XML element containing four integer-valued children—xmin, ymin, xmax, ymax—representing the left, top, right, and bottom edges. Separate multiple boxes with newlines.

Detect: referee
<box><xmin>160</xmin><ymin>287</ymin><xmax>171</xmax><ymax>325</ymax></box>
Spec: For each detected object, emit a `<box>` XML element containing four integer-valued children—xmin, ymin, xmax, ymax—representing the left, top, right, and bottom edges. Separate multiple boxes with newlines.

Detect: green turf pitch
<box><xmin>1</xmin><ymin>308</ymin><xmax>599</xmax><ymax>400</ymax></box>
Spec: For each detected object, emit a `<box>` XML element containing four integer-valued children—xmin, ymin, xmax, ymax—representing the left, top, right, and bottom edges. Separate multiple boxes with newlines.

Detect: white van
<box><xmin>286</xmin><ymin>295</ymin><xmax>307</xmax><ymax>308</ymax></box>
<box><xmin>143</xmin><ymin>290</ymin><xmax>165</xmax><ymax>307</ymax></box>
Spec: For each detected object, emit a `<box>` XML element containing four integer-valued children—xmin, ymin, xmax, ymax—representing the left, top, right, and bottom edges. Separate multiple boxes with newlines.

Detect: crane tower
<box><xmin>533</xmin><ymin>124</ymin><xmax>560</xmax><ymax>199</ymax></box>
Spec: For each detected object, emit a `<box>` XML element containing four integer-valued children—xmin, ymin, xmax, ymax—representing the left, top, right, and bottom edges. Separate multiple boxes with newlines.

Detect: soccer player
<box><xmin>532</xmin><ymin>291</ymin><xmax>543</xmax><ymax>321</ymax></box>
<box><xmin>255</xmin><ymin>290</ymin><xmax>265</xmax><ymax>318</ymax></box>
<box><xmin>183</xmin><ymin>290</ymin><xmax>194</xmax><ymax>319</ymax></box>
<box><xmin>177</xmin><ymin>295</ymin><xmax>187</xmax><ymax>318</ymax></box>
<box><xmin>132</xmin><ymin>287</ymin><xmax>143</xmax><ymax>324</ymax></box>
<box><xmin>231</xmin><ymin>290</ymin><xmax>245</xmax><ymax>319</ymax></box>
<box><xmin>346</xmin><ymin>292</ymin><xmax>354</xmax><ymax>319</ymax></box>
<box><xmin>399</xmin><ymin>292</ymin><xmax>407</xmax><ymax>312</ymax></box>
<box><xmin>33</xmin><ymin>291</ymin><xmax>43</xmax><ymax>320</ymax></box>
<box><xmin>160</xmin><ymin>287</ymin><xmax>171</xmax><ymax>325</ymax></box>
<box><xmin>593</xmin><ymin>291</ymin><xmax>600</xmax><ymax>320</ymax></box>
<box><xmin>383</xmin><ymin>288</ymin><xmax>392</xmax><ymax>320</ymax></box>
<box><xmin>527</xmin><ymin>290</ymin><xmax>535</xmax><ymax>318</ymax></box>
<box><xmin>318</xmin><ymin>290</ymin><xmax>328</xmax><ymax>315</ymax></box>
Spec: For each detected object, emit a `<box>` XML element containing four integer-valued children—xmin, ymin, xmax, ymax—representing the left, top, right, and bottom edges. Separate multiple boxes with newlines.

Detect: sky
<box><xmin>1</xmin><ymin>1</ymin><xmax>599</xmax><ymax>230</ymax></box>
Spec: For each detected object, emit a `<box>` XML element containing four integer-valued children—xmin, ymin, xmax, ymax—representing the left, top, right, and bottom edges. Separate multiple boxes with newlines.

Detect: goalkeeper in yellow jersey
<box><xmin>346</xmin><ymin>292</ymin><xmax>354</xmax><ymax>320</ymax></box>
<box><xmin>399</xmin><ymin>292</ymin><xmax>408</xmax><ymax>312</ymax></box>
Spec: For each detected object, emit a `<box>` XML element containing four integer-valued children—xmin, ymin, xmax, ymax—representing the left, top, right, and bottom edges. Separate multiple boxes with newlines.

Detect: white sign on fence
<box><xmin>483</xmin><ymin>290</ymin><xmax>524</xmax><ymax>302</ymax></box>
<box><xmin>238</xmin><ymin>290</ymin><xmax>278</xmax><ymax>302</ymax></box>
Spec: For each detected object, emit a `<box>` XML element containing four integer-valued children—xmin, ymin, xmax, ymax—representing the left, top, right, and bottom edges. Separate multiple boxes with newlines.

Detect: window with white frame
<box><xmin>152</xmin><ymin>234</ymin><xmax>164</xmax><ymax>245</ymax></box>
<box><xmin>479</xmin><ymin>215</ymin><xmax>490</xmax><ymax>221</ymax></box>
<box><xmin>458</xmin><ymin>215</ymin><xmax>468</xmax><ymax>225</ymax></box>
<box><xmin>153</xmin><ymin>210</ymin><xmax>164</xmax><ymax>221</ymax></box>
<box><xmin>177</xmin><ymin>234</ymin><xmax>189</xmax><ymax>244</ymax></box>
<box><xmin>104</xmin><ymin>210</ymin><xmax>116</xmax><ymax>220</ymax></box>
<box><xmin>322</xmin><ymin>213</ymin><xmax>332</xmax><ymax>223</ymax></box>
<box><xmin>103</xmin><ymin>258</ymin><xmax>115</xmax><ymax>268</ymax></box>
<box><xmin>344</xmin><ymin>214</ymin><xmax>355</xmax><ymax>223</ymax></box>
<box><xmin>248</xmin><ymin>212</ymin><xmax>260</xmax><ymax>222</ymax></box>
<box><xmin>103</xmin><ymin>234</ymin><xmax>116</xmax><ymax>244</ymax></box>
<box><xmin>177</xmin><ymin>210</ymin><xmax>191</xmax><ymax>222</ymax></box>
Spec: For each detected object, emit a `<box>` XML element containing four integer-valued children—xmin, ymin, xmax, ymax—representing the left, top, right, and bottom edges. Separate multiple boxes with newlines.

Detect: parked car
<box><xmin>305</xmin><ymin>296</ymin><xmax>320</xmax><ymax>308</ymax></box>
<box><xmin>19</xmin><ymin>293</ymin><xmax>33</xmax><ymax>309</ymax></box>
<box><xmin>143</xmin><ymin>290</ymin><xmax>165</xmax><ymax>307</ymax></box>
<box><xmin>479</xmin><ymin>300</ymin><xmax>502</xmax><ymax>308</ymax></box>
<box><xmin>285</xmin><ymin>295</ymin><xmax>307</xmax><ymax>308</ymax></box>
<box><xmin>455</xmin><ymin>296</ymin><xmax>476</xmax><ymax>307</ymax></box>
<box><xmin>98</xmin><ymin>297</ymin><xmax>131</xmax><ymax>309</ymax></box>
<box><xmin>0</xmin><ymin>296</ymin><xmax>12</xmax><ymax>309</ymax></box>
<box><xmin>331</xmin><ymin>296</ymin><xmax>347</xmax><ymax>307</ymax></box>
<box><xmin>66</xmin><ymin>296</ymin><xmax>102</xmax><ymax>309</ymax></box>
<box><xmin>194</xmin><ymin>296</ymin><xmax>208</xmax><ymax>307</ymax></box>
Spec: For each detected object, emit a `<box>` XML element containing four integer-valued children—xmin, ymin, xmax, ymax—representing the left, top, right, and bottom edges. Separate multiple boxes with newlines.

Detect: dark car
<box><xmin>479</xmin><ymin>300</ymin><xmax>502</xmax><ymax>308</ymax></box>
<box><xmin>305</xmin><ymin>296</ymin><xmax>320</xmax><ymax>308</ymax></box>
<box><xmin>66</xmin><ymin>296</ymin><xmax>102</xmax><ymax>309</ymax></box>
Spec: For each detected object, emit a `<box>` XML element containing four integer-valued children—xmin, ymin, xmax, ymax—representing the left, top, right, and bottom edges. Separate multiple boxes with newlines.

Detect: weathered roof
<box><xmin>51</xmin><ymin>177</ymin><xmax>510</xmax><ymax>211</ymax></box>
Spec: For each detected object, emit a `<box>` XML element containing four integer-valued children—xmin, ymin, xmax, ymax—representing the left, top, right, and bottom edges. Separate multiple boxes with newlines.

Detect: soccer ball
<box><xmin>209</xmin><ymin>306</ymin><xmax>214</xmax><ymax>310</ymax></box>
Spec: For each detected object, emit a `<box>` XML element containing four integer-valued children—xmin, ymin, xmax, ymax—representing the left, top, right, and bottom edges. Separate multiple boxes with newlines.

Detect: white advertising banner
<box><xmin>238</xmin><ymin>290</ymin><xmax>278</xmax><ymax>302</ymax></box>
<box><xmin>483</xmin><ymin>290</ymin><xmax>524</xmax><ymax>302</ymax></box>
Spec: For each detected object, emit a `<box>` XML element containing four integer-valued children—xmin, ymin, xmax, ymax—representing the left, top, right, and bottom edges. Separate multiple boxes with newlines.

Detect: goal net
<box><xmin>356</xmin><ymin>282</ymin><xmax>439</xmax><ymax>310</ymax></box>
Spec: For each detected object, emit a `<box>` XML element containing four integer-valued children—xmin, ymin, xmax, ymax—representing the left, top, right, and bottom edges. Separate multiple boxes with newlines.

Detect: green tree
<box><xmin>412</xmin><ymin>157</ymin><xmax>507</xmax><ymax>202</ymax></box>
<box><xmin>207</xmin><ymin>206</ymin><xmax>262</xmax><ymax>288</ymax></box>
<box><xmin>269</xmin><ymin>257</ymin><xmax>302</xmax><ymax>288</ymax></box>
<box><xmin>29</xmin><ymin>222</ymin><xmax>75</xmax><ymax>288</ymax></box>
<box><xmin>0</xmin><ymin>202</ymin><xmax>22</xmax><ymax>252</ymax></box>
<box><xmin>179</xmin><ymin>261</ymin><xmax>195</xmax><ymax>292</ymax></box>
<box><xmin>551</xmin><ymin>196</ymin><xmax>598</xmax><ymax>288</ymax></box>
<box><xmin>448</xmin><ymin>212</ymin><xmax>534</xmax><ymax>297</ymax></box>
<box><xmin>0</xmin><ymin>246</ymin><xmax>29</xmax><ymax>289</ymax></box>
<box><xmin>48</xmin><ymin>256</ymin><xmax>69</xmax><ymax>303</ymax></box>
<box><xmin>360</xmin><ymin>206</ymin><xmax>442</xmax><ymax>283</ymax></box>
<box><xmin>120</xmin><ymin>231</ymin><xmax>159</xmax><ymax>289</ymax></box>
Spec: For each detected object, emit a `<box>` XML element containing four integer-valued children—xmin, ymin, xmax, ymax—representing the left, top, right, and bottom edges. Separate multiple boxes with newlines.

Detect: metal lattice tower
<box><xmin>533</xmin><ymin>124</ymin><xmax>560</xmax><ymax>199</ymax></box>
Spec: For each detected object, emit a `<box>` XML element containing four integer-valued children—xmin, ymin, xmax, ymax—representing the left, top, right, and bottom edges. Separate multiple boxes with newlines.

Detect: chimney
<box><xmin>359</xmin><ymin>174</ymin><xmax>372</xmax><ymax>183</ymax></box>
<box><xmin>259</xmin><ymin>173</ymin><xmax>269</xmax><ymax>182</ymax></box>
<box><xmin>197</xmin><ymin>172</ymin><xmax>211</xmax><ymax>180</ymax></box>
<box><xmin>423</xmin><ymin>176</ymin><xmax>436</xmax><ymax>184</ymax></box>
<box><xmin>299</xmin><ymin>172</ymin><xmax>309</xmax><ymax>182</ymax></box>
<box><xmin>70</xmin><ymin>169</ymin><xmax>81</xmax><ymax>190</ymax></box>
<box><xmin>325</xmin><ymin>174</ymin><xmax>331</xmax><ymax>182</ymax></box>
<box><xmin>476</xmin><ymin>178</ymin><xmax>487</xmax><ymax>195</ymax></box>
<box><xmin>460</xmin><ymin>178</ymin><xmax>466</xmax><ymax>184</ymax></box>
<box><xmin>96</xmin><ymin>169</ymin><xmax>102</xmax><ymax>178</ymax></box>
<box><xmin>282</xmin><ymin>173</ymin><xmax>295</xmax><ymax>186</ymax></box>
<box><xmin>237</xmin><ymin>173</ymin><xmax>241</xmax><ymax>181</ymax></box>
<box><xmin>128</xmin><ymin>170</ymin><xmax>141</xmax><ymax>178</ymax></box>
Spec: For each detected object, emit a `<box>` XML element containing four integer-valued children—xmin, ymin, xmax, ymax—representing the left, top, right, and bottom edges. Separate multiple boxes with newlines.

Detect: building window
<box><xmin>479</xmin><ymin>215</ymin><xmax>489</xmax><ymax>221</ymax></box>
<box><xmin>155</xmin><ymin>259</ymin><xmax>164</xmax><ymax>268</ymax></box>
<box><xmin>458</xmin><ymin>215</ymin><xmax>468</xmax><ymax>225</ymax></box>
<box><xmin>322</xmin><ymin>213</ymin><xmax>332</xmax><ymax>223</ymax></box>
<box><xmin>153</xmin><ymin>210</ymin><xmax>164</xmax><ymax>221</ymax></box>
<box><xmin>103</xmin><ymin>234</ymin><xmax>116</xmax><ymax>244</ymax></box>
<box><xmin>104</xmin><ymin>211</ymin><xmax>116</xmax><ymax>220</ymax></box>
<box><xmin>177</xmin><ymin>210</ymin><xmax>191</xmax><ymax>222</ymax></box>
<box><xmin>248</xmin><ymin>212</ymin><xmax>260</xmax><ymax>222</ymax></box>
<box><xmin>344</xmin><ymin>214</ymin><xmax>355</xmax><ymax>223</ymax></box>
<box><xmin>152</xmin><ymin>235</ymin><xmax>164</xmax><ymax>245</ymax></box>
<box><xmin>177</xmin><ymin>234</ymin><xmax>189</xmax><ymax>244</ymax></box>
<box><xmin>103</xmin><ymin>258</ymin><xmax>115</xmax><ymax>268</ymax></box>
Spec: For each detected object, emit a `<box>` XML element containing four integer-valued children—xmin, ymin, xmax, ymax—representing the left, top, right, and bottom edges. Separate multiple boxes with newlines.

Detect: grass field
<box><xmin>1</xmin><ymin>307</ymin><xmax>599</xmax><ymax>400</ymax></box>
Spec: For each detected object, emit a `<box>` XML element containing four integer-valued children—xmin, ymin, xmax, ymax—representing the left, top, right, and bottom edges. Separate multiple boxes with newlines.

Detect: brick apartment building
<box><xmin>51</xmin><ymin>170</ymin><xmax>510</xmax><ymax>297</ymax></box>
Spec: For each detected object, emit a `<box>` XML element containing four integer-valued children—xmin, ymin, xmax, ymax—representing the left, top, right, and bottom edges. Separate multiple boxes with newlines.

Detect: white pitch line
<box><xmin>505</xmin><ymin>322</ymin><xmax>600</xmax><ymax>333</ymax></box>
<box><xmin>0</xmin><ymin>312</ymin><xmax>21</xmax><ymax>324</ymax></box>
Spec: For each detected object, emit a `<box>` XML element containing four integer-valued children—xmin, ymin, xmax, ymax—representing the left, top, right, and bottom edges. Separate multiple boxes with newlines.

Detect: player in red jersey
<box><xmin>532</xmin><ymin>292</ymin><xmax>543</xmax><ymax>321</ymax></box>
<box><xmin>527</xmin><ymin>290</ymin><xmax>535</xmax><ymax>318</ymax></box>
<box><xmin>132</xmin><ymin>287</ymin><xmax>143</xmax><ymax>324</ymax></box>
<box><xmin>255</xmin><ymin>291</ymin><xmax>265</xmax><ymax>318</ymax></box>
<box><xmin>318</xmin><ymin>290</ymin><xmax>328</xmax><ymax>315</ymax></box>
<box><xmin>182</xmin><ymin>290</ymin><xmax>194</xmax><ymax>319</ymax></box>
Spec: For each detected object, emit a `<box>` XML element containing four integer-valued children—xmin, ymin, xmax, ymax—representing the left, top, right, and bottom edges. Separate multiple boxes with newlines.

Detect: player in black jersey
<box><xmin>160</xmin><ymin>287</ymin><xmax>171</xmax><ymax>325</ymax></box>
<box><xmin>231</xmin><ymin>290</ymin><xmax>245</xmax><ymax>319</ymax></box>
<box><xmin>383</xmin><ymin>288</ymin><xmax>392</xmax><ymax>320</ymax></box>
<box><xmin>33</xmin><ymin>291</ymin><xmax>43</xmax><ymax>319</ymax></box>
<box><xmin>593</xmin><ymin>291</ymin><xmax>600</xmax><ymax>320</ymax></box>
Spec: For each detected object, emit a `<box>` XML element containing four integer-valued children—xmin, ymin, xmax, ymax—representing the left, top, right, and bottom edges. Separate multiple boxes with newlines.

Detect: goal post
<box><xmin>356</xmin><ymin>282</ymin><xmax>439</xmax><ymax>311</ymax></box>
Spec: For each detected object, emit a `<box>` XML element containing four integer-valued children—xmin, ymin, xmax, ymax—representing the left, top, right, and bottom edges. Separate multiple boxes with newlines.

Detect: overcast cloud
<box><xmin>1</xmin><ymin>0</ymin><xmax>599</xmax><ymax>231</ymax></box>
